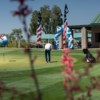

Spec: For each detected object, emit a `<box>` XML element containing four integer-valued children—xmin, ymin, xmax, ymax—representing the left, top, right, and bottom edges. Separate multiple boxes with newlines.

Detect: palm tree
<box><xmin>11</xmin><ymin>28</ymin><xmax>23</xmax><ymax>48</ymax></box>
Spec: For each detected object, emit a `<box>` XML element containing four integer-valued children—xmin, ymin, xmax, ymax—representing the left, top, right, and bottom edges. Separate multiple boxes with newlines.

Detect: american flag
<box><xmin>63</xmin><ymin>4</ymin><xmax>69</xmax><ymax>48</ymax></box>
<box><xmin>36</xmin><ymin>13</ymin><xmax>42</xmax><ymax>45</ymax></box>
<box><xmin>63</xmin><ymin>21</ymin><xmax>68</xmax><ymax>48</ymax></box>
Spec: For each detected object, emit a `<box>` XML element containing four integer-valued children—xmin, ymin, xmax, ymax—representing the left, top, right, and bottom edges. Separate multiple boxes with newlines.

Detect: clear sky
<box><xmin>0</xmin><ymin>0</ymin><xmax>100</xmax><ymax>34</ymax></box>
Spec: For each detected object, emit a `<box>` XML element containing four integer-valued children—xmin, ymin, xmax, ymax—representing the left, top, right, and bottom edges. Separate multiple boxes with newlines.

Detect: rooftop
<box><xmin>30</xmin><ymin>33</ymin><xmax>91</xmax><ymax>41</ymax></box>
<box><xmin>30</xmin><ymin>12</ymin><xmax>100</xmax><ymax>41</ymax></box>
<box><xmin>69</xmin><ymin>12</ymin><xmax>100</xmax><ymax>29</ymax></box>
<box><xmin>91</xmin><ymin>13</ymin><xmax>100</xmax><ymax>24</ymax></box>
<box><xmin>30</xmin><ymin>33</ymin><xmax>54</xmax><ymax>41</ymax></box>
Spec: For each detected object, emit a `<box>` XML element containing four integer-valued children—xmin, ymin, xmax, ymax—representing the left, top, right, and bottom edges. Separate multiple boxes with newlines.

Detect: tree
<box><xmin>10</xmin><ymin>28</ymin><xmax>23</xmax><ymax>48</ymax></box>
<box><xmin>29</xmin><ymin>10</ymin><xmax>39</xmax><ymax>35</ymax></box>
<box><xmin>40</xmin><ymin>5</ymin><xmax>51</xmax><ymax>34</ymax></box>
<box><xmin>51</xmin><ymin>5</ymin><xmax>63</xmax><ymax>33</ymax></box>
<box><xmin>29</xmin><ymin>5</ymin><xmax>63</xmax><ymax>35</ymax></box>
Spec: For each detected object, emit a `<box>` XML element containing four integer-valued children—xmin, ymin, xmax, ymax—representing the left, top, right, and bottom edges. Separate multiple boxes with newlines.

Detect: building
<box><xmin>31</xmin><ymin>32</ymin><xmax>54</xmax><ymax>47</ymax></box>
<box><xmin>31</xmin><ymin>13</ymin><xmax>100</xmax><ymax>49</ymax></box>
<box><xmin>69</xmin><ymin>13</ymin><xmax>100</xmax><ymax>49</ymax></box>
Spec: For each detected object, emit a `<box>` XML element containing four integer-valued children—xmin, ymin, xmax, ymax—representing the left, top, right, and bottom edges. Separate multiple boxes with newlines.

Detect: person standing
<box><xmin>45</xmin><ymin>42</ymin><xmax>52</xmax><ymax>63</ymax></box>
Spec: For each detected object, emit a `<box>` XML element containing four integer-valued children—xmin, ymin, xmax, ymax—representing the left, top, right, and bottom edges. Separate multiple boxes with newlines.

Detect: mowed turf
<box><xmin>0</xmin><ymin>48</ymin><xmax>100</xmax><ymax>100</ymax></box>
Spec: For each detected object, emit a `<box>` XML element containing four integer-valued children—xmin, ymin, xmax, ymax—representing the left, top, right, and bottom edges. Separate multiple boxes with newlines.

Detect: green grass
<box><xmin>0</xmin><ymin>48</ymin><xmax>100</xmax><ymax>100</ymax></box>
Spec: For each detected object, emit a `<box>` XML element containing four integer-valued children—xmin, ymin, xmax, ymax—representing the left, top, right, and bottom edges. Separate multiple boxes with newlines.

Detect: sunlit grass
<box><xmin>0</xmin><ymin>48</ymin><xmax>100</xmax><ymax>100</ymax></box>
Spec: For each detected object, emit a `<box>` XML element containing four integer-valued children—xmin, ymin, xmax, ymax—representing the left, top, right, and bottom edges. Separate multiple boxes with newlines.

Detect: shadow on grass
<box><xmin>50</xmin><ymin>61</ymin><xmax>58</xmax><ymax>63</ymax></box>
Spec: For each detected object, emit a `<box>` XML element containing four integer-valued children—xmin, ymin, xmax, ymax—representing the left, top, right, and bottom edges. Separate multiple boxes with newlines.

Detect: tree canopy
<box><xmin>29</xmin><ymin>5</ymin><xmax>63</xmax><ymax>35</ymax></box>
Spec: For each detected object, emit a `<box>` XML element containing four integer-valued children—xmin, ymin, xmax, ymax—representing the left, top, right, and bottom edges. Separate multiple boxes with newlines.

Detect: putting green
<box><xmin>0</xmin><ymin>48</ymin><xmax>100</xmax><ymax>100</ymax></box>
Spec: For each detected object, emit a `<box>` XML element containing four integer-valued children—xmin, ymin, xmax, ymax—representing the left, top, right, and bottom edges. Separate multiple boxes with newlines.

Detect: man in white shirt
<box><xmin>45</xmin><ymin>42</ymin><xmax>52</xmax><ymax>63</ymax></box>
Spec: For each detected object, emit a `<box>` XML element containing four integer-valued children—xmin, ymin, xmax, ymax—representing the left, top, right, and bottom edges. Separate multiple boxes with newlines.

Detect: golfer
<box><xmin>44</xmin><ymin>42</ymin><xmax>52</xmax><ymax>63</ymax></box>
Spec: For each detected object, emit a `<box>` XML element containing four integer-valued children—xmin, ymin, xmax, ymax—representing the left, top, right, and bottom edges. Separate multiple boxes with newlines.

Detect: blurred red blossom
<box><xmin>11</xmin><ymin>0</ymin><xmax>32</xmax><ymax>19</ymax></box>
<box><xmin>62</xmin><ymin>48</ymin><xmax>70</xmax><ymax>54</ymax></box>
<box><xmin>10</xmin><ymin>0</ymin><xmax>42</xmax><ymax>100</ymax></box>
<box><xmin>11</xmin><ymin>0</ymin><xmax>25</xmax><ymax>5</ymax></box>
<box><xmin>62</xmin><ymin>48</ymin><xmax>74</xmax><ymax>73</ymax></box>
<box><xmin>61</xmin><ymin>48</ymin><xmax>100</xmax><ymax>100</ymax></box>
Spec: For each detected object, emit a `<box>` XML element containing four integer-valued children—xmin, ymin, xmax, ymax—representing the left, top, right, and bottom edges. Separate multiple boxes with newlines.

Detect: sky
<box><xmin>0</xmin><ymin>0</ymin><xmax>100</xmax><ymax>34</ymax></box>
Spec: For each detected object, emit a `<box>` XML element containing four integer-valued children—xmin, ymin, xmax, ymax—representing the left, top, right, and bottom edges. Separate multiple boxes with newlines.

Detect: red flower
<box><xmin>61</xmin><ymin>52</ymin><xmax>74</xmax><ymax>73</ymax></box>
<box><xmin>62</xmin><ymin>48</ymin><xmax>70</xmax><ymax>54</ymax></box>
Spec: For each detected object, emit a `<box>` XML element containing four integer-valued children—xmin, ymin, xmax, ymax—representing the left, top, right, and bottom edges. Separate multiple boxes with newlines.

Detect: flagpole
<box><xmin>62</xmin><ymin>4</ymin><xmax>69</xmax><ymax>49</ymax></box>
<box><xmin>36</xmin><ymin>12</ymin><xmax>42</xmax><ymax>48</ymax></box>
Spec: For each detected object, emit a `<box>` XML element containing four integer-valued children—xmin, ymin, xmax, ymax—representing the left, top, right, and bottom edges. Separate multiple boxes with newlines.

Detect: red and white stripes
<box><xmin>36</xmin><ymin>25</ymin><xmax>42</xmax><ymax>45</ymax></box>
<box><xmin>63</xmin><ymin>21</ymin><xmax>68</xmax><ymax>48</ymax></box>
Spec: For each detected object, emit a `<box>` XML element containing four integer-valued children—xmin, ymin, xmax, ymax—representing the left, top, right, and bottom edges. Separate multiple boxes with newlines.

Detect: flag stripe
<box><xmin>36</xmin><ymin>13</ymin><xmax>42</xmax><ymax>45</ymax></box>
<box><xmin>63</xmin><ymin>21</ymin><xmax>68</xmax><ymax>47</ymax></box>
